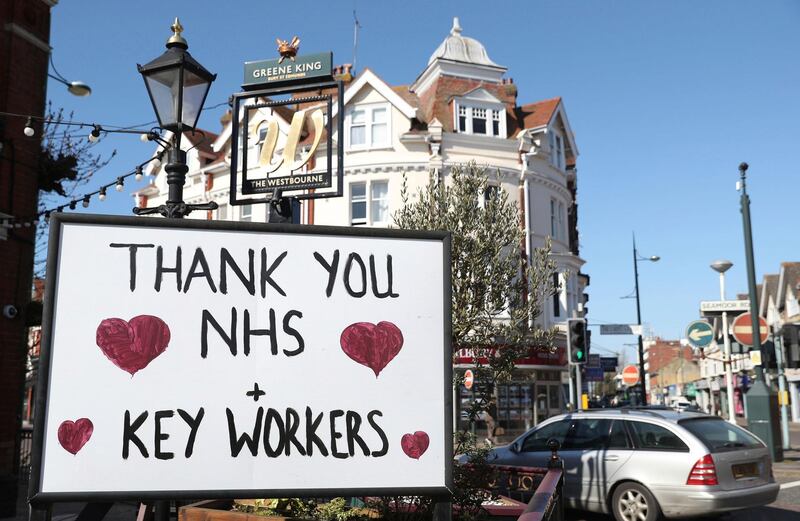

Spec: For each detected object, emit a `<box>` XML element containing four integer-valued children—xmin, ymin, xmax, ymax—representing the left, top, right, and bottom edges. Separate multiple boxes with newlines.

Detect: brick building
<box><xmin>642</xmin><ymin>338</ymin><xmax>694</xmax><ymax>403</ymax></box>
<box><xmin>0</xmin><ymin>0</ymin><xmax>54</xmax><ymax>515</ymax></box>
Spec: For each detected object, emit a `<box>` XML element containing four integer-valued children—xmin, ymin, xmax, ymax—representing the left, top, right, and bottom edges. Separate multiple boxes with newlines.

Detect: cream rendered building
<box><xmin>137</xmin><ymin>18</ymin><xmax>588</xmax><ymax>432</ymax></box>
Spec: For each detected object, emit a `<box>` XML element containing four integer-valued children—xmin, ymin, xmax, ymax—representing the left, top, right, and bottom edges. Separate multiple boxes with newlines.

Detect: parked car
<box><xmin>472</xmin><ymin>409</ymin><xmax>779</xmax><ymax>521</ymax></box>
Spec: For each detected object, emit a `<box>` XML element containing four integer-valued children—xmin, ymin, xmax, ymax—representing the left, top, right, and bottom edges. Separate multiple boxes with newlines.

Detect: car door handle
<box><xmin>604</xmin><ymin>455</ymin><xmax>619</xmax><ymax>461</ymax></box>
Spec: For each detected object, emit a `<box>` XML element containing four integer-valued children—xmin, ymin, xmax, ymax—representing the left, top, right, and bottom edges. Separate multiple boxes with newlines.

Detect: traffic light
<box><xmin>568</xmin><ymin>318</ymin><xmax>588</xmax><ymax>364</ymax></box>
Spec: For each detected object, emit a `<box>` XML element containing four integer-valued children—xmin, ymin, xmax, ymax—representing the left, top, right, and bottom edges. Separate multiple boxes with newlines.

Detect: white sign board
<box><xmin>600</xmin><ymin>324</ymin><xmax>642</xmax><ymax>336</ymax></box>
<box><xmin>31</xmin><ymin>215</ymin><xmax>452</xmax><ymax>502</ymax></box>
<box><xmin>700</xmin><ymin>300</ymin><xmax>749</xmax><ymax>314</ymax></box>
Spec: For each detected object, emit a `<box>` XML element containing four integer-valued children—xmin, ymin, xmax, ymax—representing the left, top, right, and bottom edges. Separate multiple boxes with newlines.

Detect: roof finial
<box><xmin>451</xmin><ymin>17</ymin><xmax>462</xmax><ymax>35</ymax></box>
<box><xmin>166</xmin><ymin>17</ymin><xmax>188</xmax><ymax>48</ymax></box>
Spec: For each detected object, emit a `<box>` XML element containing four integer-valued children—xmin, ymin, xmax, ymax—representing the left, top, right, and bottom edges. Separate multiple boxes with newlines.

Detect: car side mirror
<box><xmin>509</xmin><ymin>441</ymin><xmax>521</xmax><ymax>453</ymax></box>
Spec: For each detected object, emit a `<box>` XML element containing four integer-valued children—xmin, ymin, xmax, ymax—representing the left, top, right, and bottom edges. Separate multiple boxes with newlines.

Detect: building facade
<box><xmin>137</xmin><ymin>18</ymin><xmax>588</xmax><ymax>436</ymax></box>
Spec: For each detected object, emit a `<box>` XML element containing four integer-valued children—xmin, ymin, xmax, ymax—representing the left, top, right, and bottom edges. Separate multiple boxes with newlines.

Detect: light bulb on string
<box><xmin>115</xmin><ymin>177</ymin><xmax>124</xmax><ymax>192</ymax></box>
<box><xmin>88</xmin><ymin>125</ymin><xmax>102</xmax><ymax>143</ymax></box>
<box><xmin>82</xmin><ymin>195</ymin><xmax>91</xmax><ymax>208</ymax></box>
<box><xmin>23</xmin><ymin>117</ymin><xmax>35</xmax><ymax>137</ymax></box>
<box><xmin>68</xmin><ymin>200</ymin><xmax>77</xmax><ymax>210</ymax></box>
<box><xmin>135</xmin><ymin>166</ymin><xmax>143</xmax><ymax>181</ymax></box>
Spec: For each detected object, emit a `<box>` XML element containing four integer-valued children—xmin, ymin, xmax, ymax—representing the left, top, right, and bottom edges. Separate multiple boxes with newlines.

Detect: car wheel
<box><xmin>611</xmin><ymin>482</ymin><xmax>661</xmax><ymax>521</ymax></box>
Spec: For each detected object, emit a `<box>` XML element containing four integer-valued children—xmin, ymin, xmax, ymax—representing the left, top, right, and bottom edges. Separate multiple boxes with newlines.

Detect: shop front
<box><xmin>454</xmin><ymin>345</ymin><xmax>568</xmax><ymax>439</ymax></box>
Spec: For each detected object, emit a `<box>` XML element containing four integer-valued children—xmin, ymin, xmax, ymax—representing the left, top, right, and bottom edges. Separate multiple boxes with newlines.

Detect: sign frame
<box><xmin>29</xmin><ymin>213</ymin><xmax>453</xmax><ymax>503</ymax></box>
<box><xmin>229</xmin><ymin>79</ymin><xmax>344</xmax><ymax>205</ymax></box>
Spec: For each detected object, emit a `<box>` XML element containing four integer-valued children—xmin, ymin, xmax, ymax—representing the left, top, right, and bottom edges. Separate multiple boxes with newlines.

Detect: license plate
<box><xmin>732</xmin><ymin>462</ymin><xmax>759</xmax><ymax>479</ymax></box>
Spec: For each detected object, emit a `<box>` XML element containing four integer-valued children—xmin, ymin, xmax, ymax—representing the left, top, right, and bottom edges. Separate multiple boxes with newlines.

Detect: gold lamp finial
<box><xmin>167</xmin><ymin>17</ymin><xmax>188</xmax><ymax>48</ymax></box>
<box><xmin>276</xmin><ymin>36</ymin><xmax>300</xmax><ymax>63</ymax></box>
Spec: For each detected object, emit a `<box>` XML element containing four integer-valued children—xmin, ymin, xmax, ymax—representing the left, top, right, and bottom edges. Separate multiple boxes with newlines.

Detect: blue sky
<box><xmin>44</xmin><ymin>1</ymin><xmax>800</xmax><ymax>359</ymax></box>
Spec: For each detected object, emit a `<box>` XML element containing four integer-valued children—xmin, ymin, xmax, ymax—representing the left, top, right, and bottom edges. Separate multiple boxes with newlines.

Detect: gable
<box><xmin>458</xmin><ymin>87</ymin><xmax>503</xmax><ymax>104</ymax></box>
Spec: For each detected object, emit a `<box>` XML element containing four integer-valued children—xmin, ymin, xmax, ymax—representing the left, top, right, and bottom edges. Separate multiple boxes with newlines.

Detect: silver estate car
<box><xmin>485</xmin><ymin>409</ymin><xmax>779</xmax><ymax>521</ymax></box>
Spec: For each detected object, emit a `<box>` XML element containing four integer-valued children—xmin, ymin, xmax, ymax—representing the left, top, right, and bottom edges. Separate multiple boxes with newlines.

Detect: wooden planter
<box><xmin>179</xmin><ymin>500</ymin><xmax>294</xmax><ymax>521</ymax></box>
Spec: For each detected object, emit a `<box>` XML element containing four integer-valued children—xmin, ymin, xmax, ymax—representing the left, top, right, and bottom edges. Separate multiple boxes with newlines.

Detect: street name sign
<box><xmin>700</xmin><ymin>300</ymin><xmax>749</xmax><ymax>316</ymax></box>
<box><xmin>622</xmin><ymin>365</ymin><xmax>640</xmax><ymax>386</ymax></box>
<box><xmin>30</xmin><ymin>214</ymin><xmax>452</xmax><ymax>502</ymax></box>
<box><xmin>600</xmin><ymin>324</ymin><xmax>642</xmax><ymax>336</ymax></box>
<box><xmin>685</xmin><ymin>320</ymin><xmax>714</xmax><ymax>349</ymax></box>
<box><xmin>731</xmin><ymin>312</ymin><xmax>768</xmax><ymax>347</ymax></box>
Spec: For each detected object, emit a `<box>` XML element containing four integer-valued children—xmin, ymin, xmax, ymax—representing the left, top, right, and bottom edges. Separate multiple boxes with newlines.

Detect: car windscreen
<box><xmin>678</xmin><ymin>417</ymin><xmax>764</xmax><ymax>452</ymax></box>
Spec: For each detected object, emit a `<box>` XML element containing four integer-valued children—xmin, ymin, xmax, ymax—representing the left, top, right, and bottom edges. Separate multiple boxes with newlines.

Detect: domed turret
<box><xmin>428</xmin><ymin>17</ymin><xmax>501</xmax><ymax>68</ymax></box>
<box><xmin>412</xmin><ymin>17</ymin><xmax>506</xmax><ymax>94</ymax></box>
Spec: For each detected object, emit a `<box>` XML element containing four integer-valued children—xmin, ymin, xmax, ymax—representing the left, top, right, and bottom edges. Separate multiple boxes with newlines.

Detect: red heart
<box><xmin>401</xmin><ymin>431</ymin><xmax>430</xmax><ymax>459</ymax></box>
<box><xmin>340</xmin><ymin>321</ymin><xmax>403</xmax><ymax>377</ymax></box>
<box><xmin>58</xmin><ymin>418</ymin><xmax>93</xmax><ymax>455</ymax></box>
<box><xmin>96</xmin><ymin>315</ymin><xmax>170</xmax><ymax>375</ymax></box>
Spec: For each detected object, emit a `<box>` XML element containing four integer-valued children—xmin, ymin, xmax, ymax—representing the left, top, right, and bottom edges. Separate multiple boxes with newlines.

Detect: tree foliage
<box><xmin>389</xmin><ymin>162</ymin><xmax>560</xmax><ymax>519</ymax></box>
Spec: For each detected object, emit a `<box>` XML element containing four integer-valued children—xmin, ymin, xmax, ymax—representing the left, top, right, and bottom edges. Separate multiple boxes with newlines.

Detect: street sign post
<box><xmin>685</xmin><ymin>320</ymin><xmax>714</xmax><ymax>349</ymax></box>
<box><xmin>621</xmin><ymin>365</ymin><xmax>640</xmax><ymax>386</ymax></box>
<box><xmin>731</xmin><ymin>312</ymin><xmax>768</xmax><ymax>347</ymax></box>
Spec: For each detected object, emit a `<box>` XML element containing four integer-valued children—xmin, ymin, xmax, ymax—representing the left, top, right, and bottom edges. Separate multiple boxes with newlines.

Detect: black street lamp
<box><xmin>133</xmin><ymin>18</ymin><xmax>217</xmax><ymax>219</ymax></box>
<box><xmin>633</xmin><ymin>235</ymin><xmax>659</xmax><ymax>404</ymax></box>
<box><xmin>739</xmin><ymin>162</ymin><xmax>781</xmax><ymax>461</ymax></box>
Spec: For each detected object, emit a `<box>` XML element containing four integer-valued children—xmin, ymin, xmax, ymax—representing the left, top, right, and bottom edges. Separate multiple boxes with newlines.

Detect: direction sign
<box><xmin>600</xmin><ymin>324</ymin><xmax>643</xmax><ymax>336</ymax></box>
<box><xmin>731</xmin><ymin>313</ymin><xmax>768</xmax><ymax>347</ymax></box>
<box><xmin>600</xmin><ymin>357</ymin><xmax>618</xmax><ymax>372</ymax></box>
<box><xmin>622</xmin><ymin>365</ymin><xmax>640</xmax><ymax>386</ymax></box>
<box><xmin>686</xmin><ymin>320</ymin><xmax>714</xmax><ymax>349</ymax></box>
<box><xmin>464</xmin><ymin>369</ymin><xmax>474</xmax><ymax>390</ymax></box>
<box><xmin>700</xmin><ymin>300</ymin><xmax>749</xmax><ymax>317</ymax></box>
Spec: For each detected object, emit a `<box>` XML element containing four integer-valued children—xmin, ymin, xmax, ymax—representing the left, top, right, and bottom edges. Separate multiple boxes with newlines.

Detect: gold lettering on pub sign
<box><xmin>257</xmin><ymin>108</ymin><xmax>324</xmax><ymax>174</ymax></box>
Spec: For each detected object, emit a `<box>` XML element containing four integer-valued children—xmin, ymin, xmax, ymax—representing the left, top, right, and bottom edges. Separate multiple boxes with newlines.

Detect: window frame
<box><xmin>453</xmin><ymin>101</ymin><xmax>506</xmax><ymax>137</ymax></box>
<box><xmin>349</xmin><ymin>179</ymin><xmax>390</xmax><ymax>226</ymax></box>
<box><xmin>626</xmin><ymin>420</ymin><xmax>690</xmax><ymax>452</ymax></box>
<box><xmin>346</xmin><ymin>102</ymin><xmax>392</xmax><ymax>151</ymax></box>
<box><xmin>240</xmin><ymin>203</ymin><xmax>252</xmax><ymax>222</ymax></box>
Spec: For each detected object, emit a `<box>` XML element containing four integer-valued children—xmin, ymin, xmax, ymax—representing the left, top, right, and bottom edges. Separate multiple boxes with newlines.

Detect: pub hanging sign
<box><xmin>230</xmin><ymin>37</ymin><xmax>343</xmax><ymax>205</ymax></box>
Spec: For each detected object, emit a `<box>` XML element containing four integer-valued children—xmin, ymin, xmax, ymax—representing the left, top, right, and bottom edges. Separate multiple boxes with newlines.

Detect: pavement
<box><xmin>3</xmin><ymin>424</ymin><xmax>800</xmax><ymax>521</ymax></box>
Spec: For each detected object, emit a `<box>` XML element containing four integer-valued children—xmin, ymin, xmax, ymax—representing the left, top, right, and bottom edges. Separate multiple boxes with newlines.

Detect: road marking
<box><xmin>780</xmin><ymin>479</ymin><xmax>800</xmax><ymax>490</ymax></box>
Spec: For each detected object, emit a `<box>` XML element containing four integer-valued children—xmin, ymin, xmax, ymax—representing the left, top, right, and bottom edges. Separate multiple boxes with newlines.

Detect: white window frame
<box><xmin>550</xmin><ymin>198</ymin><xmax>566</xmax><ymax>242</ymax></box>
<box><xmin>346</xmin><ymin>102</ymin><xmax>392</xmax><ymax>151</ymax></box>
<box><xmin>217</xmin><ymin>203</ymin><xmax>228</xmax><ymax>220</ymax></box>
<box><xmin>349</xmin><ymin>179</ymin><xmax>390</xmax><ymax>226</ymax></box>
<box><xmin>240</xmin><ymin>204</ymin><xmax>252</xmax><ymax>222</ymax></box>
<box><xmin>453</xmin><ymin>101</ymin><xmax>506</xmax><ymax>137</ymax></box>
<box><xmin>549</xmin><ymin>129</ymin><xmax>565</xmax><ymax>170</ymax></box>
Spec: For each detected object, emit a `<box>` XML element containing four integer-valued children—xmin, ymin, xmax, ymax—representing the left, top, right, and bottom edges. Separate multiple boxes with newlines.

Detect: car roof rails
<box><xmin>618</xmin><ymin>406</ymin><xmax>668</xmax><ymax>418</ymax></box>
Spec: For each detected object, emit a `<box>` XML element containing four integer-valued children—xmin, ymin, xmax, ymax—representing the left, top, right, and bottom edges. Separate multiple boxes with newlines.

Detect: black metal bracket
<box><xmin>133</xmin><ymin>201</ymin><xmax>218</xmax><ymax>219</ymax></box>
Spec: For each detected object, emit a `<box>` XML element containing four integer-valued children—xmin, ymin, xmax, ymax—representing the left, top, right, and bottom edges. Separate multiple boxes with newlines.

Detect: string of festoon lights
<box><xmin>0</xmin><ymin>109</ymin><xmax>174</xmax><ymax>229</ymax></box>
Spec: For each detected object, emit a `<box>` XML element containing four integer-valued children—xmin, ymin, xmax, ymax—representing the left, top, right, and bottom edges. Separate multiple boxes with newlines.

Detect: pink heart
<box><xmin>340</xmin><ymin>321</ymin><xmax>403</xmax><ymax>377</ymax></box>
<box><xmin>401</xmin><ymin>431</ymin><xmax>430</xmax><ymax>459</ymax></box>
<box><xmin>96</xmin><ymin>315</ymin><xmax>170</xmax><ymax>375</ymax></box>
<box><xmin>58</xmin><ymin>418</ymin><xmax>93</xmax><ymax>455</ymax></box>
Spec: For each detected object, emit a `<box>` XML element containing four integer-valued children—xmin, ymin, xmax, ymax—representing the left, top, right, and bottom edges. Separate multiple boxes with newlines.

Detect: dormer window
<box><xmin>454</xmin><ymin>94</ymin><xmax>506</xmax><ymax>137</ymax></box>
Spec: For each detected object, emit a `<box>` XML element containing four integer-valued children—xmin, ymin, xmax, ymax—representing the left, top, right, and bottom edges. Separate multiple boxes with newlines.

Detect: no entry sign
<box><xmin>30</xmin><ymin>214</ymin><xmax>452</xmax><ymax>502</ymax></box>
<box><xmin>622</xmin><ymin>365</ymin><xmax>640</xmax><ymax>386</ymax></box>
<box><xmin>731</xmin><ymin>312</ymin><xmax>768</xmax><ymax>347</ymax></box>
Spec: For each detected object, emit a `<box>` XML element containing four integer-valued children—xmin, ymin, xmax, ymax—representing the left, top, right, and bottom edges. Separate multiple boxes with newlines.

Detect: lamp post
<box><xmin>710</xmin><ymin>259</ymin><xmax>737</xmax><ymax>424</ymax></box>
<box><xmin>633</xmin><ymin>235</ymin><xmax>659</xmax><ymax>404</ymax></box>
<box><xmin>133</xmin><ymin>18</ymin><xmax>218</xmax><ymax>219</ymax></box>
<box><xmin>48</xmin><ymin>55</ymin><xmax>92</xmax><ymax>96</ymax></box>
<box><xmin>739</xmin><ymin>162</ymin><xmax>781</xmax><ymax>461</ymax></box>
